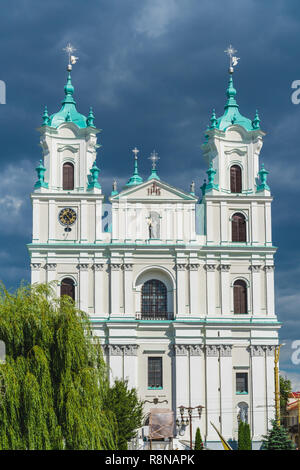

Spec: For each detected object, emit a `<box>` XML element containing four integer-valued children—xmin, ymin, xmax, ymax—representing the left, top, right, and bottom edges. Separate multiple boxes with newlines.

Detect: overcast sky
<box><xmin>0</xmin><ymin>0</ymin><xmax>299</xmax><ymax>388</ymax></box>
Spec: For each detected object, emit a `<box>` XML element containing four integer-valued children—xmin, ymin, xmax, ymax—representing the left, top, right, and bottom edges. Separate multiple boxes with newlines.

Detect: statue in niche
<box><xmin>147</xmin><ymin>211</ymin><xmax>160</xmax><ymax>239</ymax></box>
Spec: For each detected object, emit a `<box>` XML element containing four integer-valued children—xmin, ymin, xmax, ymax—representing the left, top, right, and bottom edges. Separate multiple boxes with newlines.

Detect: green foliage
<box><xmin>238</xmin><ymin>421</ymin><xmax>252</xmax><ymax>450</ymax></box>
<box><xmin>194</xmin><ymin>427</ymin><xmax>203</xmax><ymax>450</ymax></box>
<box><xmin>280</xmin><ymin>375</ymin><xmax>292</xmax><ymax>411</ymax></box>
<box><xmin>0</xmin><ymin>282</ymin><xmax>118</xmax><ymax>450</ymax></box>
<box><xmin>261</xmin><ymin>420</ymin><xmax>295</xmax><ymax>450</ymax></box>
<box><xmin>103</xmin><ymin>379</ymin><xmax>144</xmax><ymax>450</ymax></box>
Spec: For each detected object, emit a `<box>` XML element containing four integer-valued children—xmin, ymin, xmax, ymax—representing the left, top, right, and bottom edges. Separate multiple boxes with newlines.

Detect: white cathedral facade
<box><xmin>28</xmin><ymin>65</ymin><xmax>280</xmax><ymax>449</ymax></box>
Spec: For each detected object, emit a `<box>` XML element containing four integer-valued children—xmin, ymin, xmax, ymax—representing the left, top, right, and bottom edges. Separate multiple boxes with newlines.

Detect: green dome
<box><xmin>47</xmin><ymin>72</ymin><xmax>89</xmax><ymax>129</ymax></box>
<box><xmin>213</xmin><ymin>74</ymin><xmax>258</xmax><ymax>132</ymax></box>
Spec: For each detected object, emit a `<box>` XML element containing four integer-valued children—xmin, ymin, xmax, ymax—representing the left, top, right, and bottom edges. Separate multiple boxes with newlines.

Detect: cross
<box><xmin>132</xmin><ymin>147</ymin><xmax>139</xmax><ymax>159</ymax></box>
<box><xmin>63</xmin><ymin>42</ymin><xmax>76</xmax><ymax>67</ymax></box>
<box><xmin>224</xmin><ymin>44</ymin><xmax>237</xmax><ymax>67</ymax></box>
<box><xmin>149</xmin><ymin>150</ymin><xmax>160</xmax><ymax>169</ymax></box>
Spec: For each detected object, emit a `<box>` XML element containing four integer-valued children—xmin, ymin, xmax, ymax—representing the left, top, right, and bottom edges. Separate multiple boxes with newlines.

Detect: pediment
<box><xmin>110</xmin><ymin>178</ymin><xmax>197</xmax><ymax>202</ymax></box>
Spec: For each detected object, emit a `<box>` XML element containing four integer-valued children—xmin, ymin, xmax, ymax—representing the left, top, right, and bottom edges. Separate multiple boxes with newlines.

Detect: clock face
<box><xmin>59</xmin><ymin>207</ymin><xmax>77</xmax><ymax>226</ymax></box>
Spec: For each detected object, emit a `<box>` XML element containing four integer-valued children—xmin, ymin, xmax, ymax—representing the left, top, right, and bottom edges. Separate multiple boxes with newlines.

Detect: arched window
<box><xmin>230</xmin><ymin>165</ymin><xmax>242</xmax><ymax>193</ymax></box>
<box><xmin>63</xmin><ymin>162</ymin><xmax>74</xmax><ymax>190</ymax></box>
<box><xmin>233</xmin><ymin>280</ymin><xmax>247</xmax><ymax>314</ymax></box>
<box><xmin>232</xmin><ymin>213</ymin><xmax>246</xmax><ymax>242</ymax></box>
<box><xmin>141</xmin><ymin>279</ymin><xmax>167</xmax><ymax>319</ymax></box>
<box><xmin>60</xmin><ymin>277</ymin><xmax>75</xmax><ymax>300</ymax></box>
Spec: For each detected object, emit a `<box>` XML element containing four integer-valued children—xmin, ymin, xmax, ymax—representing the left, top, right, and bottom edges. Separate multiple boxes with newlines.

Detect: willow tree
<box><xmin>0</xmin><ymin>282</ymin><xmax>118</xmax><ymax>450</ymax></box>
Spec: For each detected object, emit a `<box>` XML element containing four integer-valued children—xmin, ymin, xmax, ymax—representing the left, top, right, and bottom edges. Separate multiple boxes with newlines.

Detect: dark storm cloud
<box><xmin>0</xmin><ymin>0</ymin><xmax>299</xmax><ymax>384</ymax></box>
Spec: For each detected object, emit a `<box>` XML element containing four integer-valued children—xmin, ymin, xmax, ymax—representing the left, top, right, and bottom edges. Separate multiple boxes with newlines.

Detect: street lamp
<box><xmin>177</xmin><ymin>405</ymin><xmax>204</xmax><ymax>449</ymax></box>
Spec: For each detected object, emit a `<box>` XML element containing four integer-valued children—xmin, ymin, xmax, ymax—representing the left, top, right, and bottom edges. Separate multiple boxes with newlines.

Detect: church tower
<box><xmin>28</xmin><ymin>50</ymin><xmax>280</xmax><ymax>450</ymax></box>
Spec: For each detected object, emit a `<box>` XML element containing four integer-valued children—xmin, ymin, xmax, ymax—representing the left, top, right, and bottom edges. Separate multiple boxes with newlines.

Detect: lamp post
<box><xmin>176</xmin><ymin>405</ymin><xmax>204</xmax><ymax>450</ymax></box>
<box><xmin>274</xmin><ymin>343</ymin><xmax>285</xmax><ymax>426</ymax></box>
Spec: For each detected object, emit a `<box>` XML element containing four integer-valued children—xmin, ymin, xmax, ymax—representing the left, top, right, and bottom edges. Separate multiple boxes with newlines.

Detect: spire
<box><xmin>252</xmin><ymin>110</ymin><xmax>261</xmax><ymax>130</ymax></box>
<box><xmin>205</xmin><ymin>161</ymin><xmax>219</xmax><ymax>191</ymax></box>
<box><xmin>225</xmin><ymin>75</ymin><xmax>238</xmax><ymax>109</ymax></box>
<box><xmin>210</xmin><ymin>109</ymin><xmax>217</xmax><ymax>129</ymax></box>
<box><xmin>125</xmin><ymin>148</ymin><xmax>143</xmax><ymax>187</ymax></box>
<box><xmin>86</xmin><ymin>107</ymin><xmax>95</xmax><ymax>127</ymax></box>
<box><xmin>42</xmin><ymin>106</ymin><xmax>50</xmax><ymax>126</ymax></box>
<box><xmin>148</xmin><ymin>150</ymin><xmax>160</xmax><ymax>181</ymax></box>
<box><xmin>47</xmin><ymin>44</ymin><xmax>88</xmax><ymax>128</ymax></box>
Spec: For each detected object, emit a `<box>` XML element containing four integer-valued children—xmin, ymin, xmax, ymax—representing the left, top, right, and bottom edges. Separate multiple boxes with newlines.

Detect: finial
<box><xmin>205</xmin><ymin>162</ymin><xmax>219</xmax><ymax>191</ymax></box>
<box><xmin>87</xmin><ymin>160</ymin><xmax>101</xmax><ymax>190</ymax></box>
<box><xmin>63</xmin><ymin>43</ymin><xmax>78</xmax><ymax>72</ymax></box>
<box><xmin>86</xmin><ymin>107</ymin><xmax>95</xmax><ymax>127</ymax></box>
<box><xmin>42</xmin><ymin>105</ymin><xmax>50</xmax><ymax>126</ymax></box>
<box><xmin>252</xmin><ymin>109</ymin><xmax>261</xmax><ymax>130</ymax></box>
<box><xmin>148</xmin><ymin>150</ymin><xmax>160</xmax><ymax>180</ymax></box>
<box><xmin>125</xmin><ymin>148</ymin><xmax>143</xmax><ymax>186</ymax></box>
<box><xmin>257</xmin><ymin>163</ymin><xmax>270</xmax><ymax>192</ymax></box>
<box><xmin>34</xmin><ymin>159</ymin><xmax>48</xmax><ymax>189</ymax></box>
<box><xmin>224</xmin><ymin>44</ymin><xmax>240</xmax><ymax>74</ymax></box>
<box><xmin>210</xmin><ymin>108</ymin><xmax>217</xmax><ymax>129</ymax></box>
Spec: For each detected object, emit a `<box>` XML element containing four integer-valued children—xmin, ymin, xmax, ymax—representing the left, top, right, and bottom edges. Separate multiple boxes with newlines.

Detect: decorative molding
<box><xmin>93</xmin><ymin>263</ymin><xmax>104</xmax><ymax>271</ymax></box>
<box><xmin>205</xmin><ymin>345</ymin><xmax>232</xmax><ymax>357</ymax></box>
<box><xmin>173</xmin><ymin>344</ymin><xmax>204</xmax><ymax>356</ymax></box>
<box><xmin>105</xmin><ymin>344</ymin><xmax>139</xmax><ymax>356</ymax></box>
<box><xmin>57</xmin><ymin>144</ymin><xmax>79</xmax><ymax>154</ymax></box>
<box><xmin>224</xmin><ymin>147</ymin><xmax>247</xmax><ymax>156</ymax></box>
<box><xmin>248</xmin><ymin>345</ymin><xmax>265</xmax><ymax>357</ymax></box>
<box><xmin>188</xmin><ymin>264</ymin><xmax>200</xmax><ymax>271</ymax></box>
<box><xmin>31</xmin><ymin>263</ymin><xmax>41</xmax><ymax>270</ymax></box>
<box><xmin>123</xmin><ymin>263</ymin><xmax>133</xmax><ymax>271</ymax></box>
<box><xmin>110</xmin><ymin>263</ymin><xmax>122</xmax><ymax>271</ymax></box>
<box><xmin>219</xmin><ymin>264</ymin><xmax>231</xmax><ymax>272</ymax></box>
<box><xmin>204</xmin><ymin>264</ymin><xmax>216</xmax><ymax>272</ymax></box>
<box><xmin>205</xmin><ymin>345</ymin><xmax>219</xmax><ymax>357</ymax></box>
<box><xmin>45</xmin><ymin>263</ymin><xmax>57</xmax><ymax>271</ymax></box>
<box><xmin>176</xmin><ymin>263</ymin><xmax>187</xmax><ymax>271</ymax></box>
<box><xmin>249</xmin><ymin>265</ymin><xmax>261</xmax><ymax>272</ymax></box>
<box><xmin>265</xmin><ymin>345</ymin><xmax>276</xmax><ymax>356</ymax></box>
<box><xmin>264</xmin><ymin>265</ymin><xmax>275</xmax><ymax>272</ymax></box>
<box><xmin>77</xmin><ymin>263</ymin><xmax>89</xmax><ymax>271</ymax></box>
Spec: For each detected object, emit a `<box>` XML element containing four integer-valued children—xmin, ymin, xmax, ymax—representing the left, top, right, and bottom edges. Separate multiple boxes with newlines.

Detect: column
<box><xmin>123</xmin><ymin>263</ymin><xmax>134</xmax><ymax>316</ymax></box>
<box><xmin>80</xmin><ymin>200</ymin><xmax>88</xmax><ymax>243</ymax></box>
<box><xmin>166</xmin><ymin>205</ymin><xmax>172</xmax><ymax>241</ymax></box>
<box><xmin>188</xmin><ymin>264</ymin><xmax>199</xmax><ymax>315</ymax></box>
<box><xmin>78</xmin><ymin>263</ymin><xmax>89</xmax><ymax>312</ymax></box>
<box><xmin>123</xmin><ymin>345</ymin><xmax>139</xmax><ymax>389</ymax></box>
<box><xmin>219</xmin><ymin>346</ymin><xmax>233</xmax><ymax>438</ymax></box>
<box><xmin>189</xmin><ymin>345</ymin><xmax>206</xmax><ymax>437</ymax></box>
<box><xmin>45</xmin><ymin>263</ymin><xmax>57</xmax><ymax>283</ymax></box>
<box><xmin>95</xmin><ymin>199</ymin><xmax>102</xmax><ymax>242</ymax></box>
<box><xmin>205</xmin><ymin>264</ymin><xmax>216</xmax><ymax>315</ymax></box>
<box><xmin>250</xmin><ymin>265</ymin><xmax>261</xmax><ymax>316</ymax></box>
<box><xmin>93</xmin><ymin>263</ymin><xmax>105</xmax><ymax>316</ymax></box>
<box><xmin>31</xmin><ymin>263</ymin><xmax>41</xmax><ymax>284</ymax></box>
<box><xmin>107</xmin><ymin>345</ymin><xmax>123</xmax><ymax>385</ymax></box>
<box><xmin>220</xmin><ymin>201</ymin><xmax>228</xmax><ymax>245</ymax></box>
<box><xmin>251</xmin><ymin>201</ymin><xmax>258</xmax><ymax>245</ymax></box>
<box><xmin>176</xmin><ymin>264</ymin><xmax>187</xmax><ymax>316</ymax></box>
<box><xmin>48</xmin><ymin>199</ymin><xmax>56</xmax><ymax>243</ymax></box>
<box><xmin>176</xmin><ymin>204</ymin><xmax>183</xmax><ymax>241</ymax></box>
<box><xmin>220</xmin><ymin>264</ymin><xmax>230</xmax><ymax>315</ymax></box>
<box><xmin>32</xmin><ymin>199</ymin><xmax>40</xmax><ymax>243</ymax></box>
<box><xmin>110</xmin><ymin>263</ymin><xmax>121</xmax><ymax>316</ymax></box>
<box><xmin>206</xmin><ymin>201</ymin><xmax>214</xmax><ymax>245</ymax></box>
<box><xmin>112</xmin><ymin>205</ymin><xmax>119</xmax><ymax>242</ymax></box>
<box><xmin>265</xmin><ymin>346</ymin><xmax>275</xmax><ymax>425</ymax></box>
<box><xmin>205</xmin><ymin>345</ymin><xmax>220</xmax><ymax>442</ymax></box>
<box><xmin>174</xmin><ymin>345</ymin><xmax>189</xmax><ymax>408</ymax></box>
<box><xmin>265</xmin><ymin>202</ymin><xmax>272</xmax><ymax>246</ymax></box>
<box><xmin>265</xmin><ymin>265</ymin><xmax>275</xmax><ymax>316</ymax></box>
<box><xmin>250</xmin><ymin>346</ymin><xmax>266</xmax><ymax>440</ymax></box>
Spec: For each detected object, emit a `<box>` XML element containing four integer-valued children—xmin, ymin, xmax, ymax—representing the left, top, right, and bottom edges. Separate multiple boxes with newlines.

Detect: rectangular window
<box><xmin>148</xmin><ymin>357</ymin><xmax>163</xmax><ymax>389</ymax></box>
<box><xmin>236</xmin><ymin>372</ymin><xmax>248</xmax><ymax>394</ymax></box>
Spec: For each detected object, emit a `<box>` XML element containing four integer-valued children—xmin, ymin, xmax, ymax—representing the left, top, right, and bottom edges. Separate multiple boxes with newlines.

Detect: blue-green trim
<box><xmin>236</xmin><ymin>391</ymin><xmax>248</xmax><ymax>395</ymax></box>
<box><xmin>148</xmin><ymin>386</ymin><xmax>163</xmax><ymax>390</ymax></box>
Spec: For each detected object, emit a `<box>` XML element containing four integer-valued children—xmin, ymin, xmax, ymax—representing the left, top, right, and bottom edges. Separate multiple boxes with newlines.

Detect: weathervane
<box><xmin>224</xmin><ymin>44</ymin><xmax>240</xmax><ymax>74</ymax></box>
<box><xmin>149</xmin><ymin>150</ymin><xmax>160</xmax><ymax>170</ymax></box>
<box><xmin>63</xmin><ymin>43</ymin><xmax>78</xmax><ymax>71</ymax></box>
